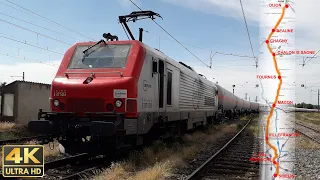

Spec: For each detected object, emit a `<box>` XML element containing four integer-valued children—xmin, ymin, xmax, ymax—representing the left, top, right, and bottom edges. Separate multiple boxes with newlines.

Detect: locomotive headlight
<box><xmin>53</xmin><ymin>99</ymin><xmax>59</xmax><ymax>107</ymax></box>
<box><xmin>115</xmin><ymin>100</ymin><xmax>122</xmax><ymax>108</ymax></box>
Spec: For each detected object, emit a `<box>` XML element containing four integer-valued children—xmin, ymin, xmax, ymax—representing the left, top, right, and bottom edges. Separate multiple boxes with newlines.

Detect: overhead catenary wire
<box><xmin>0</xmin><ymin>52</ymin><xmax>59</xmax><ymax>66</ymax></box>
<box><xmin>0</xmin><ymin>12</ymin><xmax>81</xmax><ymax>41</ymax></box>
<box><xmin>0</xmin><ymin>18</ymin><xmax>73</xmax><ymax>46</ymax></box>
<box><xmin>2</xmin><ymin>0</ymin><xmax>95</xmax><ymax>41</ymax></box>
<box><xmin>144</xmin><ymin>30</ymin><xmax>256</xmax><ymax>59</ymax></box>
<box><xmin>128</xmin><ymin>0</ymin><xmax>210</xmax><ymax>68</ymax></box>
<box><xmin>0</xmin><ymin>35</ymin><xmax>64</xmax><ymax>55</ymax></box>
<box><xmin>128</xmin><ymin>0</ymin><xmax>261</xmax><ymax>91</ymax></box>
<box><xmin>239</xmin><ymin>0</ymin><xmax>257</xmax><ymax>68</ymax></box>
<box><xmin>303</xmin><ymin>49</ymin><xmax>320</xmax><ymax>66</ymax></box>
<box><xmin>0</xmin><ymin>42</ymin><xmax>62</xmax><ymax>57</ymax></box>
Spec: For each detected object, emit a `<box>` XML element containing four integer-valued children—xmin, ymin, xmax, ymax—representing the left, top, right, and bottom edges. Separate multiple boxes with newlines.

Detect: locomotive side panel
<box><xmin>136</xmin><ymin>51</ymin><xmax>159</xmax><ymax>135</ymax></box>
<box><xmin>165</xmin><ymin>62</ymin><xmax>181</xmax><ymax>122</ymax></box>
<box><xmin>179</xmin><ymin>73</ymin><xmax>216</xmax><ymax>109</ymax></box>
<box><xmin>140</xmin><ymin>45</ymin><xmax>219</xmax><ymax>131</ymax></box>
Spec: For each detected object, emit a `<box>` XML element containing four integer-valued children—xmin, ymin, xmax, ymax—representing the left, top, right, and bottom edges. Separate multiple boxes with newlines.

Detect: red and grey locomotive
<box><xmin>28</xmin><ymin>11</ymin><xmax>260</xmax><ymax>154</ymax></box>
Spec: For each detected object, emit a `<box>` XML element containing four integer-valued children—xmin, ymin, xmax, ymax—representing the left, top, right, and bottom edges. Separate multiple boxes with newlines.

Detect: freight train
<box><xmin>28</xmin><ymin>11</ymin><xmax>262</xmax><ymax>154</ymax></box>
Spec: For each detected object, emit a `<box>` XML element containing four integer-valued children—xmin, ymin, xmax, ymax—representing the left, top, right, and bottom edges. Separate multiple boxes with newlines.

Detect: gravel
<box><xmin>295</xmin><ymin>135</ymin><xmax>320</xmax><ymax>180</ymax></box>
<box><xmin>296</xmin><ymin>120</ymin><xmax>320</xmax><ymax>132</ymax></box>
<box><xmin>165</xmin><ymin>119</ymin><xmax>251</xmax><ymax>180</ymax></box>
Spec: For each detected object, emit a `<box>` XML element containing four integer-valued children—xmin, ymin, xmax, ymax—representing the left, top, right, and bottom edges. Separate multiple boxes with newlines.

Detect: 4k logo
<box><xmin>2</xmin><ymin>145</ymin><xmax>44</xmax><ymax>177</ymax></box>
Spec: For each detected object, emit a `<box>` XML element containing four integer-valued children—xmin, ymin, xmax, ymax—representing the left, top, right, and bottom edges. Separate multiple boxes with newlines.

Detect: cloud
<box><xmin>0</xmin><ymin>61</ymin><xmax>59</xmax><ymax>84</ymax></box>
<box><xmin>162</xmin><ymin>0</ymin><xmax>320</xmax><ymax>47</ymax></box>
<box><xmin>162</xmin><ymin>0</ymin><xmax>320</xmax><ymax>105</ymax></box>
<box><xmin>162</xmin><ymin>0</ymin><xmax>259</xmax><ymax>23</ymax></box>
<box><xmin>1</xmin><ymin>1</ymin><xmax>318</xmax><ymax>105</ymax></box>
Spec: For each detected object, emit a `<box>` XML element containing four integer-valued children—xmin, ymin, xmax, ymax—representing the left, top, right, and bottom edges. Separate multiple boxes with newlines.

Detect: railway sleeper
<box><xmin>203</xmin><ymin>175</ymin><xmax>260</xmax><ymax>180</ymax></box>
<box><xmin>212</xmin><ymin>160</ymin><xmax>260</xmax><ymax>168</ymax></box>
<box><xmin>210</xmin><ymin>163</ymin><xmax>260</xmax><ymax>172</ymax></box>
<box><xmin>206</xmin><ymin>168</ymin><xmax>259</xmax><ymax>176</ymax></box>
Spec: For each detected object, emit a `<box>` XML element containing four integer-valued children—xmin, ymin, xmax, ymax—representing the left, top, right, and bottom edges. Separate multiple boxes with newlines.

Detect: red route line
<box><xmin>265</xmin><ymin>4</ymin><xmax>289</xmax><ymax>178</ymax></box>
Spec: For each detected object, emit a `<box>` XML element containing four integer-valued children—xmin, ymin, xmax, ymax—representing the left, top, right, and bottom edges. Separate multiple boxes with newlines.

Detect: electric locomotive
<box><xmin>28</xmin><ymin>11</ymin><xmax>260</xmax><ymax>154</ymax></box>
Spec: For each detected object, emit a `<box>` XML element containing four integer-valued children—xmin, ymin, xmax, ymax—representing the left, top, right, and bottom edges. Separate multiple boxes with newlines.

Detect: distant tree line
<box><xmin>295</xmin><ymin>102</ymin><xmax>318</xmax><ymax>109</ymax></box>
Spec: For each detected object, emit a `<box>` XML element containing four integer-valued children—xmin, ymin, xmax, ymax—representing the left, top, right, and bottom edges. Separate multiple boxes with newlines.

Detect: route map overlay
<box><xmin>259</xmin><ymin>1</ymin><xmax>297</xmax><ymax>179</ymax></box>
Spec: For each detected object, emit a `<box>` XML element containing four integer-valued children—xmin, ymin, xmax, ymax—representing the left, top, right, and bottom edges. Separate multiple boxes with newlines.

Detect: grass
<box><xmin>248</xmin><ymin>124</ymin><xmax>259</xmax><ymax>137</ymax></box>
<box><xmin>296</xmin><ymin>136</ymin><xmax>320</xmax><ymax>149</ymax></box>
<box><xmin>0</xmin><ymin>121</ymin><xmax>16</xmax><ymax>131</ymax></box>
<box><xmin>24</xmin><ymin>140</ymin><xmax>61</xmax><ymax>160</ymax></box>
<box><xmin>295</xmin><ymin>112</ymin><xmax>320</xmax><ymax>125</ymax></box>
<box><xmin>92</xmin><ymin>122</ymin><xmax>241</xmax><ymax>180</ymax></box>
<box><xmin>0</xmin><ymin>122</ymin><xmax>39</xmax><ymax>141</ymax></box>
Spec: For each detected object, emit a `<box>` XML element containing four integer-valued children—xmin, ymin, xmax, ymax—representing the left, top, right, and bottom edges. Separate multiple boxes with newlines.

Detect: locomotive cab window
<box><xmin>68</xmin><ymin>44</ymin><xmax>131</xmax><ymax>69</ymax></box>
<box><xmin>167</xmin><ymin>70</ymin><xmax>172</xmax><ymax>105</ymax></box>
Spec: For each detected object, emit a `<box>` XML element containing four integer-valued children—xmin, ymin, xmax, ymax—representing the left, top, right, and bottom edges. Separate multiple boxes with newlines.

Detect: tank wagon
<box><xmin>216</xmin><ymin>84</ymin><xmax>258</xmax><ymax>118</ymax></box>
<box><xmin>28</xmin><ymin>11</ymin><xmax>261</xmax><ymax>154</ymax></box>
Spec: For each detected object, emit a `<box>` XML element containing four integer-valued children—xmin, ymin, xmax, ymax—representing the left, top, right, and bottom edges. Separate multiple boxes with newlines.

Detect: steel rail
<box><xmin>0</xmin><ymin>135</ymin><xmax>51</xmax><ymax>145</ymax></box>
<box><xmin>61</xmin><ymin>167</ymin><xmax>101</xmax><ymax>180</ymax></box>
<box><xmin>44</xmin><ymin>153</ymin><xmax>91</xmax><ymax>171</ymax></box>
<box><xmin>296</xmin><ymin>122</ymin><xmax>320</xmax><ymax>133</ymax></box>
<box><xmin>295</xmin><ymin>124</ymin><xmax>320</xmax><ymax>144</ymax></box>
<box><xmin>186</xmin><ymin>119</ymin><xmax>252</xmax><ymax>180</ymax></box>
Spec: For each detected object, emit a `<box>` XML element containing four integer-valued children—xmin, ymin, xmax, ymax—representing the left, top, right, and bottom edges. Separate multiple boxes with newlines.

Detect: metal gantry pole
<box><xmin>318</xmin><ymin>89</ymin><xmax>320</xmax><ymax>113</ymax></box>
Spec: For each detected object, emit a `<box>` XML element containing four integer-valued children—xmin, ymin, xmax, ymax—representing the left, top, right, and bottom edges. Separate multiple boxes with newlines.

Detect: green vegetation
<box><xmin>295</xmin><ymin>112</ymin><xmax>320</xmax><ymax>125</ymax></box>
<box><xmin>93</xmin><ymin>123</ymin><xmax>239</xmax><ymax>180</ymax></box>
<box><xmin>295</xmin><ymin>102</ymin><xmax>318</xmax><ymax>109</ymax></box>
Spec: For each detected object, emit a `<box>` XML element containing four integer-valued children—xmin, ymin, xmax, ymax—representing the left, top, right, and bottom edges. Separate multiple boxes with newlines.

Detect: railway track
<box><xmin>43</xmin><ymin>150</ymin><xmax>131</xmax><ymax>179</ymax></box>
<box><xmin>295</xmin><ymin>122</ymin><xmax>320</xmax><ymax>144</ymax></box>
<box><xmin>186</xmin><ymin>119</ymin><xmax>261</xmax><ymax>180</ymax></box>
<box><xmin>43</xmin><ymin>153</ymin><xmax>107</xmax><ymax>180</ymax></box>
<box><xmin>0</xmin><ymin>135</ymin><xmax>52</xmax><ymax>146</ymax></box>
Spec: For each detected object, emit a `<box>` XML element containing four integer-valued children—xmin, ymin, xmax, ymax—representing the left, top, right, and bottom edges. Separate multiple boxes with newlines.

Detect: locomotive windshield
<box><xmin>68</xmin><ymin>44</ymin><xmax>131</xmax><ymax>69</ymax></box>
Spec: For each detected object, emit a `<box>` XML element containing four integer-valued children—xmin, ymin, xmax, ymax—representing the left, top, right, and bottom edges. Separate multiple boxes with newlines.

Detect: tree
<box><xmin>0</xmin><ymin>82</ymin><xmax>6</xmax><ymax>94</ymax></box>
<box><xmin>307</xmin><ymin>103</ymin><xmax>314</xmax><ymax>109</ymax></box>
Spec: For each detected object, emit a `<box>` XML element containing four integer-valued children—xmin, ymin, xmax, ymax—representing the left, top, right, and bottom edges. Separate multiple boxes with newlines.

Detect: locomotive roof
<box><xmin>142</xmin><ymin>43</ymin><xmax>215</xmax><ymax>85</ymax></box>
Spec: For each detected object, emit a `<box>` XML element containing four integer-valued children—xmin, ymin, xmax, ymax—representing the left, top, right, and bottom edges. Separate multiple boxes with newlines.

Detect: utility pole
<box><xmin>210</xmin><ymin>51</ymin><xmax>217</xmax><ymax>69</ymax></box>
<box><xmin>318</xmin><ymin>89</ymin><xmax>320</xmax><ymax>113</ymax></box>
<box><xmin>245</xmin><ymin>93</ymin><xmax>248</xmax><ymax>100</ymax></box>
<box><xmin>10</xmin><ymin>72</ymin><xmax>24</xmax><ymax>81</ymax></box>
<box><xmin>232</xmin><ymin>85</ymin><xmax>235</xmax><ymax>94</ymax></box>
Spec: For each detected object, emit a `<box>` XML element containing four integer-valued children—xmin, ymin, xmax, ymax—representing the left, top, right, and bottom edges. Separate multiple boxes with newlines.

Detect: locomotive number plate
<box><xmin>54</xmin><ymin>90</ymin><xmax>66</xmax><ymax>97</ymax></box>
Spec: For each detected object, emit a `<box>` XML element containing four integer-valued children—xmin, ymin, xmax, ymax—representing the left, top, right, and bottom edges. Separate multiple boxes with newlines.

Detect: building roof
<box><xmin>4</xmin><ymin>80</ymin><xmax>51</xmax><ymax>87</ymax></box>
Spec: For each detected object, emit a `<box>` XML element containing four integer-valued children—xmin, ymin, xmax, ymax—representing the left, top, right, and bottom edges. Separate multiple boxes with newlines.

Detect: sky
<box><xmin>0</xmin><ymin>0</ymin><xmax>319</xmax><ymax>105</ymax></box>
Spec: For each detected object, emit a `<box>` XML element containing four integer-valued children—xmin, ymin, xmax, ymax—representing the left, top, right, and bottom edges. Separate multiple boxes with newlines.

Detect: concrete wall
<box><xmin>16</xmin><ymin>82</ymin><xmax>51</xmax><ymax>125</ymax></box>
<box><xmin>0</xmin><ymin>82</ymin><xmax>18</xmax><ymax>122</ymax></box>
